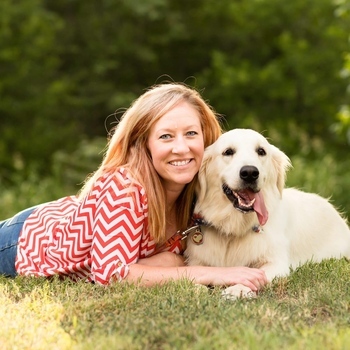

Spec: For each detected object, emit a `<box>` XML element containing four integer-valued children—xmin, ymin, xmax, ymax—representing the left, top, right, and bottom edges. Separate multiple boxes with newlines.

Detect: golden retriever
<box><xmin>185</xmin><ymin>129</ymin><xmax>350</xmax><ymax>298</ymax></box>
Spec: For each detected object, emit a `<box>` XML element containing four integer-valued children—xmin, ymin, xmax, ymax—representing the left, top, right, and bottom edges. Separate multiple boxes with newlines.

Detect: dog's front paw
<box><xmin>222</xmin><ymin>284</ymin><xmax>257</xmax><ymax>300</ymax></box>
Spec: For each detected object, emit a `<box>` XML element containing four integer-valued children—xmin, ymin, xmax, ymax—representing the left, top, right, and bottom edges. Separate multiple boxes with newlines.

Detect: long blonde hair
<box><xmin>79</xmin><ymin>83</ymin><xmax>222</xmax><ymax>242</ymax></box>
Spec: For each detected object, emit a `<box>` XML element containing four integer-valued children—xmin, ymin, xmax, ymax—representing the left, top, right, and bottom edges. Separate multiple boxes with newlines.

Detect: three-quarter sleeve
<box><xmin>87</xmin><ymin>172</ymin><xmax>148</xmax><ymax>285</ymax></box>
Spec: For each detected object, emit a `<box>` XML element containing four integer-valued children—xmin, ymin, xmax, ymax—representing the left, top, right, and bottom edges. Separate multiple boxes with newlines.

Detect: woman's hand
<box><xmin>190</xmin><ymin>266</ymin><xmax>268</xmax><ymax>292</ymax></box>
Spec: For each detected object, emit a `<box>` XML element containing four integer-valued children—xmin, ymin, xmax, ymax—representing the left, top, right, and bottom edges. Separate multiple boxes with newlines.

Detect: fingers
<box><xmin>250</xmin><ymin>268</ymin><xmax>268</xmax><ymax>288</ymax></box>
<box><xmin>187</xmin><ymin>265</ymin><xmax>268</xmax><ymax>289</ymax></box>
<box><xmin>230</xmin><ymin>267</ymin><xmax>267</xmax><ymax>291</ymax></box>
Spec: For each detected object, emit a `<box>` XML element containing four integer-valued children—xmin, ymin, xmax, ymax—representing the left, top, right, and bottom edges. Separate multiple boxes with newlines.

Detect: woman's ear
<box><xmin>271</xmin><ymin>145</ymin><xmax>292</xmax><ymax>195</ymax></box>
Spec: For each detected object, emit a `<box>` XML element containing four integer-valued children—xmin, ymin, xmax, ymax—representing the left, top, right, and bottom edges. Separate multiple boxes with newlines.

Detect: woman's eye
<box><xmin>187</xmin><ymin>131</ymin><xmax>198</xmax><ymax>136</ymax></box>
<box><xmin>159</xmin><ymin>134</ymin><xmax>172</xmax><ymax>140</ymax></box>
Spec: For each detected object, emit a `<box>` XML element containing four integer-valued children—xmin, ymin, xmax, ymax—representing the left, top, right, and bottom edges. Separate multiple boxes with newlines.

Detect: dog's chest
<box><xmin>186</xmin><ymin>228</ymin><xmax>268</xmax><ymax>268</ymax></box>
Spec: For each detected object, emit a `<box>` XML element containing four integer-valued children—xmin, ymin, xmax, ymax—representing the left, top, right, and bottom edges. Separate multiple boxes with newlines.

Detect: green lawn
<box><xmin>1</xmin><ymin>150</ymin><xmax>349</xmax><ymax>349</ymax></box>
<box><xmin>1</xmin><ymin>258</ymin><xmax>350</xmax><ymax>350</ymax></box>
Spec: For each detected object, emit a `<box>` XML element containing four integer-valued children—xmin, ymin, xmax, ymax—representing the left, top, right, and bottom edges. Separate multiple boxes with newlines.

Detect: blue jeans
<box><xmin>0</xmin><ymin>206</ymin><xmax>36</xmax><ymax>277</ymax></box>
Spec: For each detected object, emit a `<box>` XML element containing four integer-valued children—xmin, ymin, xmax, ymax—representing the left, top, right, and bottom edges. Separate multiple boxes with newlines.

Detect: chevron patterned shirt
<box><xmin>15</xmin><ymin>168</ymin><xmax>182</xmax><ymax>285</ymax></box>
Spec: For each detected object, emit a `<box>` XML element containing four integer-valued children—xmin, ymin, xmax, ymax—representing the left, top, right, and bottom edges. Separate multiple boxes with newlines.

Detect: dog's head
<box><xmin>197</xmin><ymin>128</ymin><xmax>291</xmax><ymax>226</ymax></box>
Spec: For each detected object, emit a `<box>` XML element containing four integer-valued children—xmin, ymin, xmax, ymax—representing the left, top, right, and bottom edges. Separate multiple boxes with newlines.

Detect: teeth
<box><xmin>170</xmin><ymin>160</ymin><xmax>190</xmax><ymax>166</ymax></box>
<box><xmin>233</xmin><ymin>191</ymin><xmax>256</xmax><ymax>208</ymax></box>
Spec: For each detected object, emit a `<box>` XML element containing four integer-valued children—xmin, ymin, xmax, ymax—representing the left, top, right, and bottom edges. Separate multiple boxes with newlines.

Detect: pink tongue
<box><xmin>243</xmin><ymin>190</ymin><xmax>269</xmax><ymax>226</ymax></box>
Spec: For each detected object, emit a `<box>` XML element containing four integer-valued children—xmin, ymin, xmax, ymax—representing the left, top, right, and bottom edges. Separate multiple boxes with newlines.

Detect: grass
<box><xmin>1</xmin><ymin>258</ymin><xmax>350</xmax><ymax>349</ymax></box>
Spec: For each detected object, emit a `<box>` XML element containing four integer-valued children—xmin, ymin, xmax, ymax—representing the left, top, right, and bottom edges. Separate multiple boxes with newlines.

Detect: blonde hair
<box><xmin>79</xmin><ymin>83</ymin><xmax>222</xmax><ymax>242</ymax></box>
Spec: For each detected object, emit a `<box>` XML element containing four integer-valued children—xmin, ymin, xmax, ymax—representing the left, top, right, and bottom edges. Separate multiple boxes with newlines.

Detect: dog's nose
<box><xmin>240</xmin><ymin>166</ymin><xmax>259</xmax><ymax>183</ymax></box>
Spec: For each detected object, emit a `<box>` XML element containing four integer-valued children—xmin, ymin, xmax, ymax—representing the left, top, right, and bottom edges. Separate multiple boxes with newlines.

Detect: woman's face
<box><xmin>147</xmin><ymin>102</ymin><xmax>204</xmax><ymax>193</ymax></box>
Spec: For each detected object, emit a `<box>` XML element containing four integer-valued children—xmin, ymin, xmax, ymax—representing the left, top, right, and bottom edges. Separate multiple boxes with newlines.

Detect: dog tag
<box><xmin>191</xmin><ymin>229</ymin><xmax>203</xmax><ymax>245</ymax></box>
<box><xmin>252</xmin><ymin>225</ymin><xmax>263</xmax><ymax>233</ymax></box>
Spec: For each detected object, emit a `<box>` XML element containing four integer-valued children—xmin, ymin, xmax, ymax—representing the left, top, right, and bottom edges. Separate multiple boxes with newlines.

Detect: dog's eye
<box><xmin>222</xmin><ymin>148</ymin><xmax>235</xmax><ymax>156</ymax></box>
<box><xmin>257</xmin><ymin>147</ymin><xmax>266</xmax><ymax>156</ymax></box>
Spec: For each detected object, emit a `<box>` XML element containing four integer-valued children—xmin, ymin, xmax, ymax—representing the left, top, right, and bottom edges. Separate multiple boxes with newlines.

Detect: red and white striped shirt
<box><xmin>15</xmin><ymin>168</ymin><xmax>182</xmax><ymax>285</ymax></box>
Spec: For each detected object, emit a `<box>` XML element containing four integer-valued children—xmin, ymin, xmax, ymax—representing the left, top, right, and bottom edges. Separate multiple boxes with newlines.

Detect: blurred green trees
<box><xmin>1</xmin><ymin>0</ymin><xmax>349</xmax><ymax>215</ymax></box>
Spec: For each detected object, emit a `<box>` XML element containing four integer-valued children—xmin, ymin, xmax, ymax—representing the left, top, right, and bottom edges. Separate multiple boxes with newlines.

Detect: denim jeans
<box><xmin>0</xmin><ymin>206</ymin><xmax>36</xmax><ymax>276</ymax></box>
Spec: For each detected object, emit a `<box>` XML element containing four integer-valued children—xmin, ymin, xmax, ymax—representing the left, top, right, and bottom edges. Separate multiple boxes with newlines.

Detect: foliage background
<box><xmin>1</xmin><ymin>2</ymin><xmax>350</xmax><ymax>348</ymax></box>
<box><xmin>1</xmin><ymin>0</ymin><xmax>350</xmax><ymax>218</ymax></box>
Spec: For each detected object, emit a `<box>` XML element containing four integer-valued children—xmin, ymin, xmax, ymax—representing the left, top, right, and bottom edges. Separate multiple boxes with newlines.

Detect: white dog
<box><xmin>184</xmin><ymin>129</ymin><xmax>350</xmax><ymax>298</ymax></box>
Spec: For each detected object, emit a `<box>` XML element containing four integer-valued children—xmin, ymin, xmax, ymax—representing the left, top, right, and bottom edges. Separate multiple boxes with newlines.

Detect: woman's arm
<box><xmin>137</xmin><ymin>251</ymin><xmax>186</xmax><ymax>267</ymax></box>
<box><xmin>126</xmin><ymin>252</ymin><xmax>267</xmax><ymax>291</ymax></box>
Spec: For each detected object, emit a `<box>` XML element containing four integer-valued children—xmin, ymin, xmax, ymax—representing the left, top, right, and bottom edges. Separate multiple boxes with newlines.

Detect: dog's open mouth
<box><xmin>222</xmin><ymin>183</ymin><xmax>269</xmax><ymax>225</ymax></box>
<box><xmin>222</xmin><ymin>184</ymin><xmax>255</xmax><ymax>212</ymax></box>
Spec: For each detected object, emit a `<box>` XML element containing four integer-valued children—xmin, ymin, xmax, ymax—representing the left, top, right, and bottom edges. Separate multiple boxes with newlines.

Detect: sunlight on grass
<box><xmin>0</xmin><ymin>262</ymin><xmax>350</xmax><ymax>350</ymax></box>
<box><xmin>295</xmin><ymin>326</ymin><xmax>350</xmax><ymax>349</ymax></box>
<box><xmin>0</xmin><ymin>284</ymin><xmax>74</xmax><ymax>350</ymax></box>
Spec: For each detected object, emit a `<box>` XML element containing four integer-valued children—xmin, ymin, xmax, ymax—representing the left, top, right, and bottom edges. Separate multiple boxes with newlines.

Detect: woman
<box><xmin>0</xmin><ymin>83</ymin><xmax>267</xmax><ymax>291</ymax></box>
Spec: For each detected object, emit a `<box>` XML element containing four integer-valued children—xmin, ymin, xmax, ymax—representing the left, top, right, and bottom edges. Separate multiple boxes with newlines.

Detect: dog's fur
<box><xmin>185</xmin><ymin>129</ymin><xmax>350</xmax><ymax>298</ymax></box>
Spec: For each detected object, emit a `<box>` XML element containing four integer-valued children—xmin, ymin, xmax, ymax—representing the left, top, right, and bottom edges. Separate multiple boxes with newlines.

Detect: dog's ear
<box><xmin>196</xmin><ymin>148</ymin><xmax>213</xmax><ymax>204</ymax></box>
<box><xmin>271</xmin><ymin>145</ymin><xmax>292</xmax><ymax>194</ymax></box>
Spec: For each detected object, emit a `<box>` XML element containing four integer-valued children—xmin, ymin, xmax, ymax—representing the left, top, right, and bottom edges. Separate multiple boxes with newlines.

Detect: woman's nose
<box><xmin>172</xmin><ymin>137</ymin><xmax>190</xmax><ymax>154</ymax></box>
